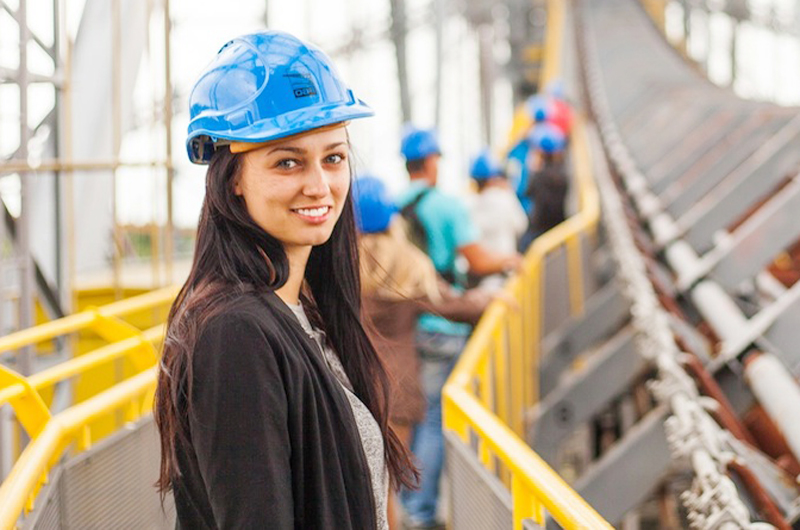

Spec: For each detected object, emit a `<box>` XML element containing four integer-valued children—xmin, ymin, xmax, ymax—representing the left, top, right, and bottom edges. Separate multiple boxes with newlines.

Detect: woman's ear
<box><xmin>233</xmin><ymin>173</ymin><xmax>243</xmax><ymax>196</ymax></box>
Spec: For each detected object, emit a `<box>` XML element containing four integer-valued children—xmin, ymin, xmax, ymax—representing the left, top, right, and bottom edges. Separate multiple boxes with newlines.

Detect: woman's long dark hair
<box><xmin>155</xmin><ymin>144</ymin><xmax>418</xmax><ymax>496</ymax></box>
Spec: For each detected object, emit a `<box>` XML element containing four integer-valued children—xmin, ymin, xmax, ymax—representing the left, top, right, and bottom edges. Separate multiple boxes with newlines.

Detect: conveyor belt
<box><xmin>527</xmin><ymin>0</ymin><xmax>800</xmax><ymax>527</ymax></box>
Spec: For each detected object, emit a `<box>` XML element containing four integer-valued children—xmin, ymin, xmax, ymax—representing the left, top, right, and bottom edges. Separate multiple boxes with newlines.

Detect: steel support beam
<box><xmin>714</xmin><ymin>277</ymin><xmax>800</xmax><ymax>375</ymax></box>
<box><xmin>648</xmin><ymin>109</ymin><xmax>753</xmax><ymax>193</ymax></box>
<box><xmin>539</xmin><ymin>280</ymin><xmax>630</xmax><ymax>396</ymax></box>
<box><xmin>663</xmin><ymin>114</ymin><xmax>788</xmax><ymax>219</ymax></box>
<box><xmin>573</xmin><ymin>406</ymin><xmax>673</xmax><ymax>527</ymax></box>
<box><xmin>682</xmin><ymin>175</ymin><xmax>800</xmax><ymax>291</ymax></box>
<box><xmin>680</xmin><ymin>120</ymin><xmax>800</xmax><ymax>254</ymax></box>
<box><xmin>530</xmin><ymin>328</ymin><xmax>647</xmax><ymax>466</ymax></box>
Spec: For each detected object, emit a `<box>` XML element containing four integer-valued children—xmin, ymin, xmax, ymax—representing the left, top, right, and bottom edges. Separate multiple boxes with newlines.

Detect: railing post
<box><xmin>566</xmin><ymin>233</ymin><xmax>585</xmax><ymax>316</ymax></box>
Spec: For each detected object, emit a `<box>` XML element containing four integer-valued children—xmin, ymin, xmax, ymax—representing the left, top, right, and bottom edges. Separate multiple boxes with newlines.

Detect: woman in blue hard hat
<box><xmin>154</xmin><ymin>31</ymin><xmax>415</xmax><ymax>530</ymax></box>
<box><xmin>353</xmin><ymin>175</ymin><xmax>489</xmax><ymax>529</ymax></box>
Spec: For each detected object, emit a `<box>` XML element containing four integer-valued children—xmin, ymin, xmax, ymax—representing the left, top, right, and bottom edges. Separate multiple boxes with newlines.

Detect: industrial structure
<box><xmin>2</xmin><ymin>0</ymin><xmax>800</xmax><ymax>528</ymax></box>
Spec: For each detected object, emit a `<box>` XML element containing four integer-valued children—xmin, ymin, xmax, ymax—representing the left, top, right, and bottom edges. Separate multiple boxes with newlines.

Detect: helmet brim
<box><xmin>187</xmin><ymin>99</ymin><xmax>374</xmax><ymax>164</ymax></box>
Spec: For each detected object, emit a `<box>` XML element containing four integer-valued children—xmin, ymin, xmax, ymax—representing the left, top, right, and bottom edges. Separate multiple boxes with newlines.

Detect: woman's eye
<box><xmin>276</xmin><ymin>159</ymin><xmax>299</xmax><ymax>169</ymax></box>
<box><xmin>325</xmin><ymin>153</ymin><xmax>345</xmax><ymax>164</ymax></box>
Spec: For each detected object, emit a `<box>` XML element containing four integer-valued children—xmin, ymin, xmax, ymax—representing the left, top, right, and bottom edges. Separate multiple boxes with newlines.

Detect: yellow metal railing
<box><xmin>443</xmin><ymin>116</ymin><xmax>608</xmax><ymax>529</ymax></box>
<box><xmin>0</xmin><ymin>286</ymin><xmax>178</xmax><ymax>528</ymax></box>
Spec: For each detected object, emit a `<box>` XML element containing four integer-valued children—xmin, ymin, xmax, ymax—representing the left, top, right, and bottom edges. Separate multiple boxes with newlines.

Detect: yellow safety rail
<box><xmin>444</xmin><ymin>1</ymin><xmax>608</xmax><ymax>520</ymax></box>
<box><xmin>443</xmin><ymin>116</ymin><xmax>608</xmax><ymax>529</ymax></box>
<box><xmin>0</xmin><ymin>286</ymin><xmax>178</xmax><ymax>528</ymax></box>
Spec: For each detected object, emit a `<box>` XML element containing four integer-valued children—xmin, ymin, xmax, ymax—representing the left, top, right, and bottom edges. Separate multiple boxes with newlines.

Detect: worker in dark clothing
<box><xmin>520</xmin><ymin>122</ymin><xmax>569</xmax><ymax>250</ymax></box>
<box><xmin>155</xmin><ymin>30</ymin><xmax>415</xmax><ymax>530</ymax></box>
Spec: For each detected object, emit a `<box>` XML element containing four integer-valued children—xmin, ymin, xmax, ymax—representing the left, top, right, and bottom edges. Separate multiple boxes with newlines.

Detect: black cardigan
<box><xmin>172</xmin><ymin>291</ymin><xmax>378</xmax><ymax>529</ymax></box>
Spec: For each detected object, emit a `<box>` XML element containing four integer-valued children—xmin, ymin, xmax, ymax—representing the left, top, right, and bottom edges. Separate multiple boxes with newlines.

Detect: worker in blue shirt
<box><xmin>397</xmin><ymin>125</ymin><xmax>521</xmax><ymax>529</ymax></box>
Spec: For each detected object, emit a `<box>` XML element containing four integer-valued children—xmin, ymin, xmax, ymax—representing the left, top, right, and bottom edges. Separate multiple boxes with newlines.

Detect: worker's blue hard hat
<box><xmin>352</xmin><ymin>176</ymin><xmax>396</xmax><ymax>234</ymax></box>
<box><xmin>469</xmin><ymin>150</ymin><xmax>504</xmax><ymax>181</ymax></box>
<box><xmin>186</xmin><ymin>30</ymin><xmax>374</xmax><ymax>164</ymax></box>
<box><xmin>526</xmin><ymin>94</ymin><xmax>552</xmax><ymax>122</ymax></box>
<box><xmin>400</xmin><ymin>125</ymin><xmax>441</xmax><ymax>162</ymax></box>
<box><xmin>527</xmin><ymin>123</ymin><xmax>566</xmax><ymax>154</ymax></box>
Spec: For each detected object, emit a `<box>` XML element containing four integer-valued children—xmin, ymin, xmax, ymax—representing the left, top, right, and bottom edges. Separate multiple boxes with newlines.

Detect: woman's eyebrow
<box><xmin>267</xmin><ymin>146</ymin><xmax>305</xmax><ymax>155</ymax></box>
<box><xmin>266</xmin><ymin>142</ymin><xmax>347</xmax><ymax>155</ymax></box>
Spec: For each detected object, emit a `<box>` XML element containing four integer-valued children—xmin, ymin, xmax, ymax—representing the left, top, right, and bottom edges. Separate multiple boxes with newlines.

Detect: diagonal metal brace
<box><xmin>0</xmin><ymin>365</ymin><xmax>51</xmax><ymax>438</ymax></box>
<box><xmin>539</xmin><ymin>280</ymin><xmax>631</xmax><ymax>397</ymax></box>
<box><xmin>529</xmin><ymin>327</ymin><xmax>648</xmax><ymax>467</ymax></box>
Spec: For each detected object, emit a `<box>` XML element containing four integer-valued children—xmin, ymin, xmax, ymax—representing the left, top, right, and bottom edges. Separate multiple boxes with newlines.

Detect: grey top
<box><xmin>288</xmin><ymin>302</ymin><xmax>389</xmax><ymax>530</ymax></box>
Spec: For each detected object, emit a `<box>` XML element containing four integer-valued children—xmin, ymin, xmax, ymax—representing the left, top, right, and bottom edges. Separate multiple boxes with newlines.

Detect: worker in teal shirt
<box><xmin>398</xmin><ymin>125</ymin><xmax>520</xmax><ymax>529</ymax></box>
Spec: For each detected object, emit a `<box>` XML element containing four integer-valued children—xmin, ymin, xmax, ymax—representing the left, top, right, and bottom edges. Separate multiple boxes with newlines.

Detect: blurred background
<box><xmin>2</xmin><ymin>1</ymin><xmax>800</xmax><ymax>527</ymax></box>
<box><xmin>1</xmin><ymin>0</ymin><xmax>799</xmax><ymax>338</ymax></box>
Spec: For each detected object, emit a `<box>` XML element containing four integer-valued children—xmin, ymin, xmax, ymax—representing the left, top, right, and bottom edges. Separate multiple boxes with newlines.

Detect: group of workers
<box><xmin>155</xmin><ymin>28</ymin><xmax>573</xmax><ymax>530</ymax></box>
<box><xmin>352</xmin><ymin>85</ymin><xmax>573</xmax><ymax>529</ymax></box>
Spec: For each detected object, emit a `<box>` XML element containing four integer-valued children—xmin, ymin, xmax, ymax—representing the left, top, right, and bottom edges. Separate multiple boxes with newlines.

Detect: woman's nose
<box><xmin>302</xmin><ymin>164</ymin><xmax>332</xmax><ymax>197</ymax></box>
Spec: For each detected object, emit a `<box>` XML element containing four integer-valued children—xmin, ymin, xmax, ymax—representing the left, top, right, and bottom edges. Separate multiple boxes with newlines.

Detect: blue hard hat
<box><xmin>526</xmin><ymin>94</ymin><xmax>552</xmax><ymax>122</ymax></box>
<box><xmin>527</xmin><ymin>123</ymin><xmax>566</xmax><ymax>154</ymax></box>
<box><xmin>186</xmin><ymin>30</ymin><xmax>374</xmax><ymax>164</ymax></box>
<box><xmin>469</xmin><ymin>150</ymin><xmax>504</xmax><ymax>181</ymax></box>
<box><xmin>352</xmin><ymin>176</ymin><xmax>396</xmax><ymax>234</ymax></box>
<box><xmin>400</xmin><ymin>125</ymin><xmax>441</xmax><ymax>162</ymax></box>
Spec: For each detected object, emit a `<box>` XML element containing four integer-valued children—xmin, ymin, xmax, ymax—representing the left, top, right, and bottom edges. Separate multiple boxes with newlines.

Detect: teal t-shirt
<box><xmin>398</xmin><ymin>181</ymin><xmax>479</xmax><ymax>337</ymax></box>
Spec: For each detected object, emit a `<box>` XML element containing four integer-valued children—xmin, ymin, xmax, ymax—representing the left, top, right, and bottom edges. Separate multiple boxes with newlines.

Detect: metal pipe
<box><xmin>111</xmin><ymin>0</ymin><xmax>122</xmax><ymax>300</ymax></box>
<box><xmin>679</xmin><ymin>354</ymin><xmax>756</xmax><ymax>446</ymax></box>
<box><xmin>17</xmin><ymin>0</ymin><xmax>35</xmax><ymax>377</ymax></box>
<box><xmin>689</xmin><ymin>280</ymin><xmax>750</xmax><ymax>343</ymax></box>
<box><xmin>744</xmin><ymin>352</ymin><xmax>800</xmax><ymax>465</ymax></box>
<box><xmin>60</xmin><ymin>0</ymin><xmax>75</xmax><ymax>318</ymax></box>
<box><xmin>389</xmin><ymin>0</ymin><xmax>411</xmax><ymax>123</ymax></box>
<box><xmin>163</xmin><ymin>0</ymin><xmax>174</xmax><ymax>286</ymax></box>
<box><xmin>433</xmin><ymin>0</ymin><xmax>443</xmax><ymax>128</ymax></box>
<box><xmin>726</xmin><ymin>459</ymin><xmax>790</xmax><ymax>530</ymax></box>
<box><xmin>0</xmin><ymin>1</ymin><xmax>15</xmax><ymax>15</ymax></box>
<box><xmin>145</xmin><ymin>0</ymin><xmax>159</xmax><ymax>289</ymax></box>
<box><xmin>477</xmin><ymin>24</ymin><xmax>494</xmax><ymax>146</ymax></box>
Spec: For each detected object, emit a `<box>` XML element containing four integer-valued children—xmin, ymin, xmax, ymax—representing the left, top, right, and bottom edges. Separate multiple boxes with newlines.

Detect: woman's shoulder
<box><xmin>195</xmin><ymin>291</ymin><xmax>296</xmax><ymax>347</ymax></box>
<box><xmin>189</xmin><ymin>292</ymin><xmax>303</xmax><ymax>380</ymax></box>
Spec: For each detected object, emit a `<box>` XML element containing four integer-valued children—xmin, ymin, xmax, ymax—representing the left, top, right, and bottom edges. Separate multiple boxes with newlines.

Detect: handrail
<box><xmin>0</xmin><ymin>286</ymin><xmax>177</xmax><ymax>527</ymax></box>
<box><xmin>0</xmin><ymin>369</ymin><xmax>156</xmax><ymax>529</ymax></box>
<box><xmin>0</xmin><ymin>326</ymin><xmax>165</xmax><ymax>406</ymax></box>
<box><xmin>0</xmin><ymin>285</ymin><xmax>178</xmax><ymax>355</ymax></box>
<box><xmin>443</xmin><ymin>111</ymin><xmax>609</xmax><ymax>528</ymax></box>
<box><xmin>0</xmin><ymin>286</ymin><xmax>177</xmax><ymax>437</ymax></box>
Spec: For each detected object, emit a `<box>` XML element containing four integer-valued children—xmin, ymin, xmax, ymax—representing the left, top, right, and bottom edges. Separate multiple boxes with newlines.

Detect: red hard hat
<box><xmin>548</xmin><ymin>99</ymin><xmax>573</xmax><ymax>136</ymax></box>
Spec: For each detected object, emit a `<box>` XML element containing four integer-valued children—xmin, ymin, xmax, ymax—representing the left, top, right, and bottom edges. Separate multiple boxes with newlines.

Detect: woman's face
<box><xmin>234</xmin><ymin>126</ymin><xmax>351</xmax><ymax>252</ymax></box>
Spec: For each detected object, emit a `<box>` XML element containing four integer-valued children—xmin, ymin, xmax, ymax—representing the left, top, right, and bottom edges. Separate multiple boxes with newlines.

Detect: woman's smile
<box><xmin>291</xmin><ymin>205</ymin><xmax>333</xmax><ymax>224</ymax></box>
<box><xmin>234</xmin><ymin>126</ymin><xmax>351</xmax><ymax>249</ymax></box>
